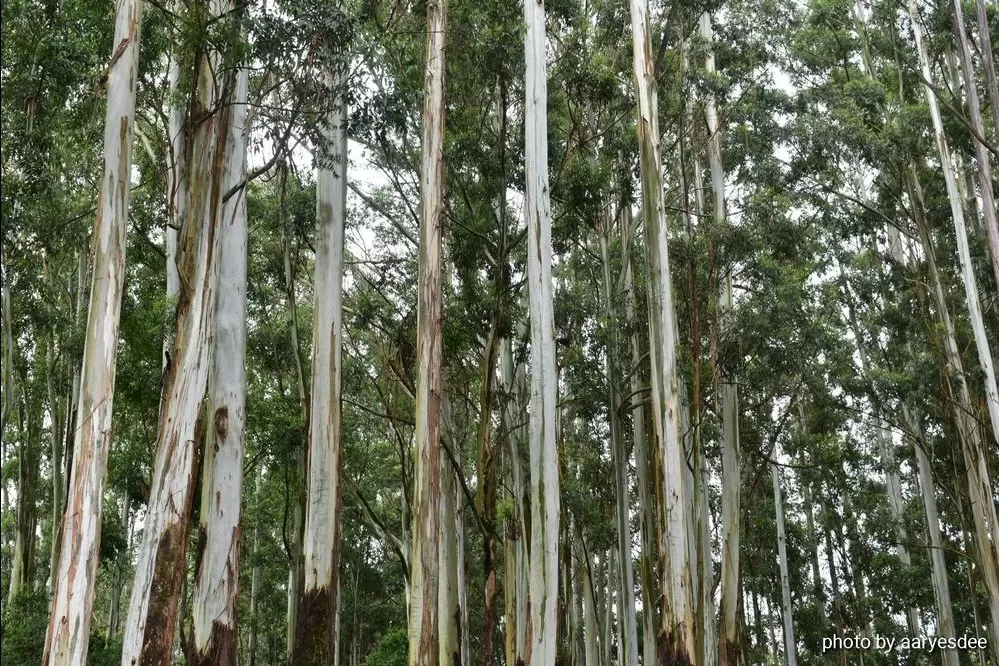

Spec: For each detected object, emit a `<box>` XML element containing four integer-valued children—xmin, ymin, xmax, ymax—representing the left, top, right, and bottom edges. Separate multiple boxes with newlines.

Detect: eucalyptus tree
<box><xmin>407</xmin><ymin>0</ymin><xmax>447</xmax><ymax>664</ymax></box>
<box><xmin>42</xmin><ymin>0</ymin><xmax>143</xmax><ymax>661</ymax></box>
<box><xmin>121</xmin><ymin>1</ymin><xmax>236</xmax><ymax>659</ymax></box>
<box><xmin>524</xmin><ymin>0</ymin><xmax>560</xmax><ymax>661</ymax></box>
<box><xmin>630</xmin><ymin>0</ymin><xmax>696</xmax><ymax>660</ymax></box>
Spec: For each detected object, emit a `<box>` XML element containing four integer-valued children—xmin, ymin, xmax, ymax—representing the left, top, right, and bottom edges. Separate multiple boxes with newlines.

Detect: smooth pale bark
<box><xmin>951</xmin><ymin>0</ymin><xmax>999</xmax><ymax>294</ymax></box>
<box><xmin>191</xmin><ymin>57</ymin><xmax>250</xmax><ymax>666</ymax></box>
<box><xmin>44</xmin><ymin>323</ymin><xmax>64</xmax><ymax>593</ymax></box>
<box><xmin>630</xmin><ymin>0</ymin><xmax>695</xmax><ymax>660</ymax></box>
<box><xmin>801</xmin><ymin>479</ymin><xmax>826</xmax><ymax>628</ymax></box>
<box><xmin>500</xmin><ymin>338</ymin><xmax>529</xmax><ymax>666</ymax></box>
<box><xmin>42</xmin><ymin>0</ymin><xmax>142</xmax><ymax>660</ymax></box>
<box><xmin>975</xmin><ymin>0</ymin><xmax>999</xmax><ymax>147</ymax></box>
<box><xmin>701</xmin><ymin>13</ymin><xmax>741</xmax><ymax>664</ymax></box>
<box><xmin>121</xmin><ymin>2</ymin><xmax>229</xmax><ymax>658</ymax></box>
<box><xmin>524</xmin><ymin>0</ymin><xmax>560</xmax><ymax>662</ymax></box>
<box><xmin>771</xmin><ymin>462</ymin><xmax>797</xmax><ymax>666</ymax></box>
<box><xmin>578</xmin><ymin>537</ymin><xmax>600</xmax><ymax>666</ymax></box>
<box><xmin>164</xmin><ymin>4</ymin><xmax>184</xmax><ymax>362</ymax></box>
<box><xmin>292</xmin><ymin>46</ymin><xmax>349</xmax><ymax>666</ymax></box>
<box><xmin>907</xmin><ymin>406</ymin><xmax>959</xmax><ymax>666</ymax></box>
<box><xmin>907</xmin><ymin>1</ymin><xmax>999</xmax><ymax>453</ymax></box>
<box><xmin>408</xmin><ymin>2</ymin><xmax>446</xmax><ymax>663</ymax></box>
<box><xmin>623</xmin><ymin>227</ymin><xmax>658</xmax><ymax>666</ymax></box>
<box><xmin>598</xmin><ymin>205</ymin><xmax>639</xmax><ymax>666</ymax></box>
<box><xmin>907</xmin><ymin>167</ymin><xmax>999</xmax><ymax>656</ymax></box>
<box><xmin>0</xmin><ymin>286</ymin><xmax>13</xmax><ymax>454</ymax></box>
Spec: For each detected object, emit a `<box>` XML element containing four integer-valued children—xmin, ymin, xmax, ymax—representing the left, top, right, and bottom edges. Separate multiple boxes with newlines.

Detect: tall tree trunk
<box><xmin>42</xmin><ymin>0</ymin><xmax>142</xmax><ymax>659</ymax></box>
<box><xmin>802</xmin><ymin>478</ymin><xmax>826</xmax><ymax>629</ymax></box>
<box><xmin>624</xmin><ymin>227</ymin><xmax>658</xmax><ymax>666</ymax></box>
<box><xmin>951</xmin><ymin>0</ymin><xmax>999</xmax><ymax>293</ymax></box>
<box><xmin>292</xmin><ymin>27</ymin><xmax>349</xmax><ymax>666</ymax></box>
<box><xmin>630</xmin><ymin>0</ymin><xmax>696</xmax><ymax>660</ymax></box>
<box><xmin>974</xmin><ymin>0</ymin><xmax>999</xmax><ymax>148</ymax></box>
<box><xmin>279</xmin><ymin>162</ymin><xmax>309</xmax><ymax>657</ymax></box>
<box><xmin>501</xmin><ymin>337</ymin><xmax>529</xmax><ymax>666</ymax></box>
<box><xmin>439</xmin><ymin>453</ymin><xmax>462</xmax><ymax>665</ymax></box>
<box><xmin>524</xmin><ymin>0</ymin><xmax>560</xmax><ymax>662</ymax></box>
<box><xmin>191</xmin><ymin>54</ymin><xmax>250</xmax><ymax>666</ymax></box>
<box><xmin>907</xmin><ymin>166</ymin><xmax>999</xmax><ymax>655</ymax></box>
<box><xmin>121</xmin><ymin>0</ymin><xmax>230</xmax><ymax>657</ymax></box>
<box><xmin>771</xmin><ymin>461</ymin><xmax>797</xmax><ymax>666</ymax></box>
<box><xmin>908</xmin><ymin>407</ymin><xmax>959</xmax><ymax>666</ymax></box>
<box><xmin>907</xmin><ymin>0</ymin><xmax>999</xmax><ymax>451</ymax></box>
<box><xmin>408</xmin><ymin>1</ymin><xmax>446</xmax><ymax>663</ymax></box>
<box><xmin>107</xmin><ymin>495</ymin><xmax>131</xmax><ymax>639</ymax></box>
<box><xmin>45</xmin><ymin>323</ymin><xmax>64</xmax><ymax>593</ymax></box>
<box><xmin>578</xmin><ymin>535</ymin><xmax>600</xmax><ymax>666</ymax></box>
<box><xmin>700</xmin><ymin>13</ymin><xmax>741</xmax><ymax>664</ymax></box>
<box><xmin>599</xmin><ymin>204</ymin><xmax>640</xmax><ymax>666</ymax></box>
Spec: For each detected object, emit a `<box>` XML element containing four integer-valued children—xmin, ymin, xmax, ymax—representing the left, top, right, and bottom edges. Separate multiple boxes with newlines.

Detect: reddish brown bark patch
<box><xmin>658</xmin><ymin>628</ymin><xmax>694</xmax><ymax>666</ymax></box>
<box><xmin>139</xmin><ymin>521</ymin><xmax>191</xmax><ymax>666</ymax></box>
<box><xmin>192</xmin><ymin>621</ymin><xmax>238</xmax><ymax>666</ymax></box>
<box><xmin>290</xmin><ymin>584</ymin><xmax>335</xmax><ymax>666</ymax></box>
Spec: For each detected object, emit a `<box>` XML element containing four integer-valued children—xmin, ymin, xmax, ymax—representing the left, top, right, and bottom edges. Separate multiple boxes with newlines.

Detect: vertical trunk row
<box><xmin>950</xmin><ymin>0</ymin><xmax>999</xmax><ymax>294</ymax></box>
<box><xmin>974</xmin><ymin>0</ymin><xmax>999</xmax><ymax>148</ymax></box>
<box><xmin>700</xmin><ymin>12</ymin><xmax>741</xmax><ymax>665</ymax></box>
<box><xmin>408</xmin><ymin>0</ymin><xmax>447</xmax><ymax>663</ymax></box>
<box><xmin>907</xmin><ymin>166</ymin><xmax>999</xmax><ymax>657</ymax></box>
<box><xmin>524</xmin><ymin>0</ymin><xmax>560</xmax><ymax>662</ymax></box>
<box><xmin>907</xmin><ymin>6</ymin><xmax>999</xmax><ymax>653</ymax></box>
<box><xmin>43</xmin><ymin>0</ymin><xmax>142</xmax><ymax>660</ymax></box>
<box><xmin>191</xmin><ymin>45</ymin><xmax>251</xmax><ymax>666</ymax></box>
<box><xmin>771</xmin><ymin>461</ymin><xmax>797</xmax><ymax>666</ymax></box>
<box><xmin>121</xmin><ymin>0</ymin><xmax>232</xmax><ymax>659</ymax></box>
<box><xmin>598</xmin><ymin>204</ymin><xmax>639</xmax><ymax>666</ymax></box>
<box><xmin>292</xmin><ymin>21</ymin><xmax>349</xmax><ymax>664</ymax></box>
<box><xmin>630</xmin><ymin>0</ymin><xmax>696</xmax><ymax>661</ymax></box>
<box><xmin>501</xmin><ymin>337</ymin><xmax>529</xmax><ymax>666</ymax></box>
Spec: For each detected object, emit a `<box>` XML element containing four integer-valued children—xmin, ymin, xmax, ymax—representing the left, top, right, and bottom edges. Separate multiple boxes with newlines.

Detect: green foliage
<box><xmin>360</xmin><ymin>626</ymin><xmax>408</xmax><ymax>666</ymax></box>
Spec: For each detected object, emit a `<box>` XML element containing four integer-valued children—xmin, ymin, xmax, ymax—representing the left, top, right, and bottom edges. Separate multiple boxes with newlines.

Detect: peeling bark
<box><xmin>408</xmin><ymin>2</ymin><xmax>447</xmax><ymax>663</ymax></box>
<box><xmin>43</xmin><ymin>0</ymin><xmax>143</xmax><ymax>661</ymax></box>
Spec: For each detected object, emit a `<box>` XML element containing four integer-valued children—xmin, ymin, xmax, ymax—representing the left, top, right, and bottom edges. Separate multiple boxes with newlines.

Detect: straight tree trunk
<box><xmin>624</xmin><ymin>230</ymin><xmax>658</xmax><ymax>666</ymax></box>
<box><xmin>42</xmin><ymin>0</ymin><xmax>142</xmax><ymax>659</ymax></box>
<box><xmin>408</xmin><ymin>1</ymin><xmax>446</xmax><ymax>663</ymax></box>
<box><xmin>630</xmin><ymin>0</ymin><xmax>696</xmax><ymax>660</ymax></box>
<box><xmin>974</xmin><ymin>0</ymin><xmax>999</xmax><ymax>148</ymax></box>
<box><xmin>501</xmin><ymin>337</ymin><xmax>529</xmax><ymax>666</ymax></box>
<box><xmin>191</xmin><ymin>54</ymin><xmax>250</xmax><ymax>666</ymax></box>
<box><xmin>292</xmin><ymin>28</ymin><xmax>349</xmax><ymax>665</ymax></box>
<box><xmin>951</xmin><ymin>0</ymin><xmax>999</xmax><ymax>294</ymax></box>
<box><xmin>771</xmin><ymin>461</ymin><xmax>797</xmax><ymax>666</ymax></box>
<box><xmin>598</xmin><ymin>204</ymin><xmax>640</xmax><ymax>666</ymax></box>
<box><xmin>907</xmin><ymin>0</ymin><xmax>999</xmax><ymax>455</ymax></box>
<box><xmin>121</xmin><ymin>1</ymin><xmax>231</xmax><ymax>657</ymax></box>
<box><xmin>700</xmin><ymin>13</ymin><xmax>741</xmax><ymax>664</ymax></box>
<box><xmin>439</xmin><ymin>453</ymin><xmax>462</xmax><ymax>665</ymax></box>
<box><xmin>908</xmin><ymin>406</ymin><xmax>959</xmax><ymax>666</ymax></box>
<box><xmin>907</xmin><ymin>166</ymin><xmax>999</xmax><ymax>656</ymax></box>
<box><xmin>524</xmin><ymin>0</ymin><xmax>560</xmax><ymax>662</ymax></box>
<box><xmin>578</xmin><ymin>536</ymin><xmax>600</xmax><ymax>666</ymax></box>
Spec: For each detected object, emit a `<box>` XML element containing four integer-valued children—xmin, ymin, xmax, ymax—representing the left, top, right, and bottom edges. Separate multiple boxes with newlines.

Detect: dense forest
<box><xmin>1</xmin><ymin>0</ymin><xmax>998</xmax><ymax>664</ymax></box>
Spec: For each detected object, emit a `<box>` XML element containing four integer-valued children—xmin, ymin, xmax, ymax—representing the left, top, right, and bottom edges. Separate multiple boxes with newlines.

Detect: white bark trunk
<box><xmin>121</xmin><ymin>2</ymin><xmax>229</xmax><ymax>658</ymax></box>
<box><xmin>908</xmin><ymin>406</ymin><xmax>959</xmax><ymax>666</ymax></box>
<box><xmin>191</xmin><ymin>56</ymin><xmax>250</xmax><ymax>665</ymax></box>
<box><xmin>950</xmin><ymin>0</ymin><xmax>999</xmax><ymax>295</ymax></box>
<box><xmin>524</xmin><ymin>0</ymin><xmax>560</xmax><ymax>662</ymax></box>
<box><xmin>43</xmin><ymin>1</ymin><xmax>142</xmax><ymax>661</ymax></box>
<box><xmin>292</xmin><ymin>33</ymin><xmax>349</xmax><ymax>663</ymax></box>
<box><xmin>907</xmin><ymin>165</ymin><xmax>999</xmax><ymax>656</ymax></box>
<box><xmin>408</xmin><ymin>2</ymin><xmax>446</xmax><ymax>663</ymax></box>
<box><xmin>907</xmin><ymin>0</ymin><xmax>999</xmax><ymax>455</ymax></box>
<box><xmin>771</xmin><ymin>461</ymin><xmax>797</xmax><ymax>666</ymax></box>
<box><xmin>631</xmin><ymin>0</ymin><xmax>695</xmax><ymax>659</ymax></box>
